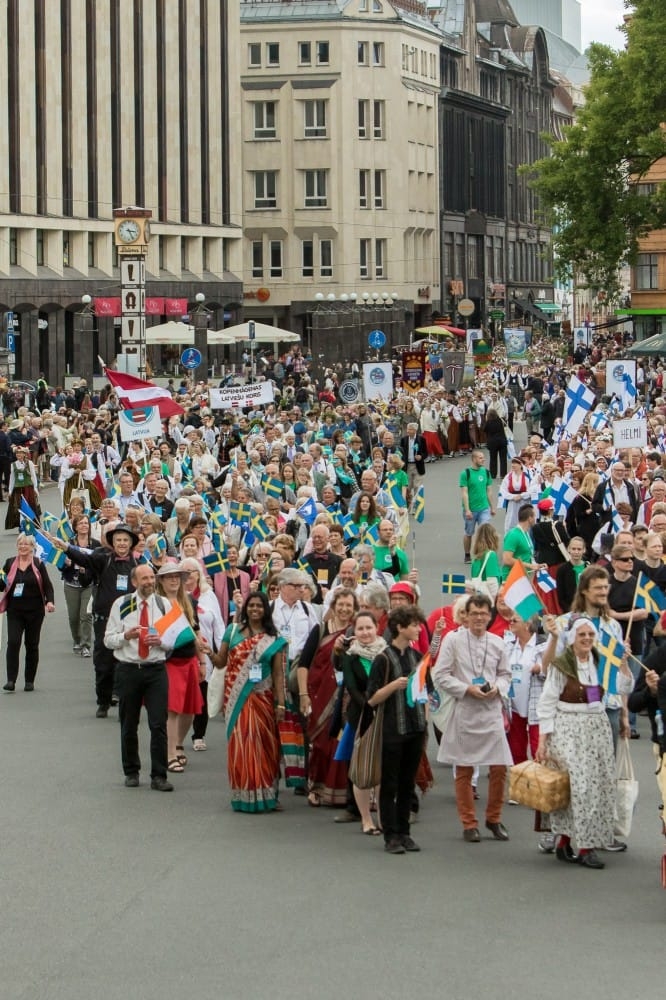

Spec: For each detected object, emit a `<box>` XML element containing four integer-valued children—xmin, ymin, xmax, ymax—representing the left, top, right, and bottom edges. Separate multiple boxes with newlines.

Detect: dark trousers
<box><xmin>0</xmin><ymin>456</ymin><xmax>11</xmax><ymax>494</ymax></box>
<box><xmin>93</xmin><ymin>616</ymin><xmax>116</xmax><ymax>708</ymax></box>
<box><xmin>6</xmin><ymin>609</ymin><xmax>45</xmax><ymax>683</ymax></box>
<box><xmin>487</xmin><ymin>442</ymin><xmax>508</xmax><ymax>479</ymax></box>
<box><xmin>379</xmin><ymin>734</ymin><xmax>424</xmax><ymax>843</ymax></box>
<box><xmin>192</xmin><ymin>681</ymin><xmax>209</xmax><ymax>740</ymax></box>
<box><xmin>115</xmin><ymin>661</ymin><xmax>168</xmax><ymax>779</ymax></box>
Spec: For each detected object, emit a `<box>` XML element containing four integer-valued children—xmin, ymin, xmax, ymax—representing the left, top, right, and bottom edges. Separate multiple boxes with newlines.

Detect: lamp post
<box><xmin>309</xmin><ymin>290</ymin><xmax>402</xmax><ymax>367</ymax></box>
<box><xmin>75</xmin><ymin>293</ymin><xmax>95</xmax><ymax>387</ymax></box>
<box><xmin>192</xmin><ymin>291</ymin><xmax>210</xmax><ymax>384</ymax></box>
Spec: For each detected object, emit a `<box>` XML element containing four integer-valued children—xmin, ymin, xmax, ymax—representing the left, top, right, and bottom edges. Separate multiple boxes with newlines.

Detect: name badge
<box><xmin>317</xmin><ymin>568</ymin><xmax>328</xmax><ymax>585</ymax></box>
<box><xmin>335</xmin><ymin>670</ymin><xmax>344</xmax><ymax>687</ymax></box>
<box><xmin>229</xmin><ymin>600</ymin><xmax>236</xmax><ymax>614</ymax></box>
<box><xmin>13</xmin><ymin>583</ymin><xmax>24</xmax><ymax>597</ymax></box>
<box><xmin>472</xmin><ymin>676</ymin><xmax>486</xmax><ymax>686</ymax></box>
<box><xmin>116</xmin><ymin>575</ymin><xmax>128</xmax><ymax>592</ymax></box>
<box><xmin>249</xmin><ymin>662</ymin><xmax>262</xmax><ymax>684</ymax></box>
<box><xmin>280</xmin><ymin>625</ymin><xmax>291</xmax><ymax>639</ymax></box>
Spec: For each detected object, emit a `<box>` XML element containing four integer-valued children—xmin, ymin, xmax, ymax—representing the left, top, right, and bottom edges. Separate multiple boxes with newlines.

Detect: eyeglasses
<box><xmin>614</xmin><ymin>556</ymin><xmax>633</xmax><ymax>562</ymax></box>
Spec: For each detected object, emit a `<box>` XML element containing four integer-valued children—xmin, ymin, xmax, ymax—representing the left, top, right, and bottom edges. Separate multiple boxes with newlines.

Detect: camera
<box><xmin>479</xmin><ymin>682</ymin><xmax>491</xmax><ymax>693</ymax></box>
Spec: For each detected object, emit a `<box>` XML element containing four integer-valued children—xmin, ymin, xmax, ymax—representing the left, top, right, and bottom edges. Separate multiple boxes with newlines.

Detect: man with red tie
<box><xmin>104</xmin><ymin>563</ymin><xmax>173</xmax><ymax>791</ymax></box>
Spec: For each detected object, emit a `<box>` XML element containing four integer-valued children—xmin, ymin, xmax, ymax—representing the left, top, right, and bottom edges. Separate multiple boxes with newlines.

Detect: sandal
<box><xmin>307</xmin><ymin>791</ymin><xmax>321</xmax><ymax>807</ymax></box>
<box><xmin>167</xmin><ymin>758</ymin><xmax>185</xmax><ymax>773</ymax></box>
<box><xmin>175</xmin><ymin>746</ymin><xmax>188</xmax><ymax>766</ymax></box>
<box><xmin>362</xmin><ymin>825</ymin><xmax>381</xmax><ymax>836</ymax></box>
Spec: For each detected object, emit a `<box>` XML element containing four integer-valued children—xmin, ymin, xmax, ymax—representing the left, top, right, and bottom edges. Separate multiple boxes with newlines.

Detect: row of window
<box><xmin>635</xmin><ymin>253</ymin><xmax>658</xmax><ymax>290</ymax></box>
<box><xmin>400</xmin><ymin>44</ymin><xmax>438</xmax><ymax>80</ymax></box>
<box><xmin>250</xmin><ymin>237</ymin><xmax>387</xmax><ymax>281</ymax></box>
<box><xmin>442</xmin><ymin>234</ymin><xmax>505</xmax><ymax>283</ymax></box>
<box><xmin>251</xmin><ymin>99</ymin><xmax>385</xmax><ymax>141</ymax></box>
<box><xmin>247</xmin><ymin>38</ymin><xmax>386</xmax><ymax>69</ymax></box>
<box><xmin>251</xmin><ymin>169</ymin><xmax>387</xmax><ymax>211</ymax></box>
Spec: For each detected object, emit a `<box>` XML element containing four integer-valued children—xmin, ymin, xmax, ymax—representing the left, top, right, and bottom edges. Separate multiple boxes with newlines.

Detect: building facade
<box><xmin>239</xmin><ymin>0</ymin><xmax>441</xmax><ymax>365</ymax></box>
<box><xmin>627</xmin><ymin>159</ymin><xmax>666</xmax><ymax>343</ymax></box>
<box><xmin>0</xmin><ymin>0</ymin><xmax>243</xmax><ymax>385</ymax></box>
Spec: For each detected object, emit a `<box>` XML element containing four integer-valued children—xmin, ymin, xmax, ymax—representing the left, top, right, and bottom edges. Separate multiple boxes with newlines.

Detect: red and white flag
<box><xmin>104</xmin><ymin>368</ymin><xmax>184</xmax><ymax>418</ymax></box>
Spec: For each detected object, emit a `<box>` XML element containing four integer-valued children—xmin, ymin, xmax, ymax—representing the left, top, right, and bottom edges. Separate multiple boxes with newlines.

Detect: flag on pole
<box><xmin>203</xmin><ymin>549</ymin><xmax>230</xmax><ymax>576</ymax></box>
<box><xmin>360</xmin><ymin>522</ymin><xmax>381</xmax><ymax>545</ymax></box>
<box><xmin>590</xmin><ymin>409</ymin><xmax>608</xmax><ymax>432</ymax></box>
<box><xmin>563</xmin><ymin>374</ymin><xmax>596</xmax><ymax>435</ymax></box>
<box><xmin>261</xmin><ymin>474</ymin><xmax>284</xmax><ymax>500</ymax></box>
<box><xmin>386</xmin><ymin>474</ymin><xmax>407</xmax><ymax>510</ymax></box>
<box><xmin>620</xmin><ymin>371</ymin><xmax>637</xmax><ymax>412</ymax></box>
<box><xmin>19</xmin><ymin>496</ymin><xmax>39</xmax><ymax>535</ymax></box>
<box><xmin>535</xmin><ymin>568</ymin><xmax>556</xmax><ymax>593</ymax></box>
<box><xmin>406</xmin><ymin>652</ymin><xmax>431</xmax><ymax>707</ymax></box>
<box><xmin>635</xmin><ymin>571</ymin><xmax>666</xmax><ymax>615</ymax></box>
<box><xmin>411</xmin><ymin>486</ymin><xmax>425</xmax><ymax>523</ymax></box>
<box><xmin>549</xmin><ymin>477</ymin><xmax>578</xmax><ymax>516</ymax></box>
<box><xmin>153</xmin><ymin>601</ymin><xmax>197</xmax><ymax>651</ymax></box>
<box><xmin>228</xmin><ymin>501</ymin><xmax>252</xmax><ymax>527</ymax></box>
<box><xmin>33</xmin><ymin>529</ymin><xmax>67</xmax><ymax>569</ymax></box>
<box><xmin>596</xmin><ymin>630</ymin><xmax>625</xmax><ymax>695</ymax></box>
<box><xmin>501</xmin><ymin>561</ymin><xmax>544</xmax><ymax>620</ymax></box>
<box><xmin>103</xmin><ymin>367</ymin><xmax>184</xmax><ymax>418</ymax></box>
<box><xmin>55</xmin><ymin>511</ymin><xmax>74</xmax><ymax>543</ymax></box>
<box><xmin>250</xmin><ymin>513</ymin><xmax>272</xmax><ymax>542</ymax></box>
<box><xmin>296</xmin><ymin>556</ymin><xmax>315</xmax><ymax>577</ymax></box>
<box><xmin>297</xmin><ymin>496</ymin><xmax>319</xmax><ymax>525</ymax></box>
<box><xmin>441</xmin><ymin>573</ymin><xmax>467</xmax><ymax>594</ymax></box>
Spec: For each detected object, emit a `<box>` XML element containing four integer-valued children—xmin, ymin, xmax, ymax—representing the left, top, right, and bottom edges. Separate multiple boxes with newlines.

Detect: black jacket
<box><xmin>591</xmin><ymin>479</ymin><xmax>639</xmax><ymax>524</ymax></box>
<box><xmin>399</xmin><ymin>433</ymin><xmax>428</xmax><ymax>475</ymax></box>
<box><xmin>65</xmin><ymin>546</ymin><xmax>137</xmax><ymax>617</ymax></box>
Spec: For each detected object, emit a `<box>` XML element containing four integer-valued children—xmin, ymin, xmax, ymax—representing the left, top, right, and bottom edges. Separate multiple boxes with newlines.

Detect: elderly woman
<box><xmin>0</xmin><ymin>533</ymin><xmax>55</xmax><ymax>691</ymax></box>
<box><xmin>6</xmin><ymin>445</ymin><xmax>41</xmax><ymax>529</ymax></box>
<box><xmin>536</xmin><ymin>615</ymin><xmax>634</xmax><ymax>868</ymax></box>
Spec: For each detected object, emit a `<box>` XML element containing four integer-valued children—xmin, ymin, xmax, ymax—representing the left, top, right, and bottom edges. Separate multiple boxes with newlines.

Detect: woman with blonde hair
<box><xmin>565</xmin><ymin>471</ymin><xmax>601</xmax><ymax>561</ymax></box>
<box><xmin>469</xmin><ymin>523</ymin><xmax>502</xmax><ymax>599</ymax></box>
<box><xmin>181</xmin><ymin>557</ymin><xmax>225</xmax><ymax>752</ymax></box>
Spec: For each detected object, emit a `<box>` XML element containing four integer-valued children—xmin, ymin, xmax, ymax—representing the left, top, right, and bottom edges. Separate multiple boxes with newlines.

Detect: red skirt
<box><xmin>166</xmin><ymin>654</ymin><xmax>204</xmax><ymax>714</ymax></box>
<box><xmin>422</xmin><ymin>431</ymin><xmax>444</xmax><ymax>457</ymax></box>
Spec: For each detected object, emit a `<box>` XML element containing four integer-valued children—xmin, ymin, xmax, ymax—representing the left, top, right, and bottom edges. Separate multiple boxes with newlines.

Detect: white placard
<box><xmin>613</xmin><ymin>418</ymin><xmax>647</xmax><ymax>449</ymax></box>
<box><xmin>209</xmin><ymin>382</ymin><xmax>275</xmax><ymax>410</ymax></box>
<box><xmin>606</xmin><ymin>360</ymin><xmax>636</xmax><ymax>400</ymax></box>
<box><xmin>362</xmin><ymin>362</ymin><xmax>394</xmax><ymax>403</ymax></box>
<box><xmin>118</xmin><ymin>406</ymin><xmax>163</xmax><ymax>442</ymax></box>
<box><xmin>574</xmin><ymin>327</ymin><xmax>591</xmax><ymax>349</ymax></box>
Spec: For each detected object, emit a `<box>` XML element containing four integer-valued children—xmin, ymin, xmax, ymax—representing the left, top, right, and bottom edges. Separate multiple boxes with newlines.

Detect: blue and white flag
<box><xmin>659</xmin><ymin>431</ymin><xmax>666</xmax><ymax>454</ymax></box>
<box><xmin>590</xmin><ymin>409</ymin><xmax>608</xmax><ymax>432</ymax></box>
<box><xmin>549</xmin><ymin>476</ymin><xmax>578</xmax><ymax>516</ymax></box>
<box><xmin>297</xmin><ymin>496</ymin><xmax>319</xmax><ymax>525</ymax></box>
<box><xmin>610</xmin><ymin>508</ymin><xmax>624</xmax><ymax>534</ymax></box>
<box><xmin>564</xmin><ymin>375</ymin><xmax>596</xmax><ymax>435</ymax></box>
<box><xmin>621</xmin><ymin>371</ymin><xmax>637</xmax><ymax>412</ymax></box>
<box><xmin>535</xmin><ymin>568</ymin><xmax>556</xmax><ymax>593</ymax></box>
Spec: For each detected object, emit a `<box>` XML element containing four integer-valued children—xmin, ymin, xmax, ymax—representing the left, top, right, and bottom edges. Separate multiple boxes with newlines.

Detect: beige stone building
<box><xmin>0</xmin><ymin>0</ymin><xmax>242</xmax><ymax>384</ymax></box>
<box><xmin>240</xmin><ymin>0</ymin><xmax>441</xmax><ymax>365</ymax></box>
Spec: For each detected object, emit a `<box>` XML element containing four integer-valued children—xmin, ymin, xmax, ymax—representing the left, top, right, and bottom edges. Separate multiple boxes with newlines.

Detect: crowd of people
<box><xmin>1</xmin><ymin>333</ymin><xmax>665</xmax><ymax>866</ymax></box>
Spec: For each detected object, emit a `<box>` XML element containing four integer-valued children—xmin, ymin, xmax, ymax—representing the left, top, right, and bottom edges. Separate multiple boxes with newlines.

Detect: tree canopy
<box><xmin>527</xmin><ymin>0</ymin><xmax>666</xmax><ymax>299</ymax></box>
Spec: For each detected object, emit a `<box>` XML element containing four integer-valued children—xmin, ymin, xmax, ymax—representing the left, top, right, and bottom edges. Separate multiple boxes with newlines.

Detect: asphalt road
<box><xmin>1</xmin><ymin>446</ymin><xmax>664</xmax><ymax>1000</ymax></box>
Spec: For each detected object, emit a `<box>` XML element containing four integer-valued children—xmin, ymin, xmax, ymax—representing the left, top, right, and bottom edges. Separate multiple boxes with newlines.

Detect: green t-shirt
<box><xmin>459</xmin><ymin>466</ymin><xmax>492</xmax><ymax>512</ymax></box>
<box><xmin>470</xmin><ymin>550</ymin><xmax>502</xmax><ymax>582</ymax></box>
<box><xmin>502</xmin><ymin>526</ymin><xmax>534</xmax><ymax>580</ymax></box>
<box><xmin>373</xmin><ymin>544</ymin><xmax>410</xmax><ymax>578</ymax></box>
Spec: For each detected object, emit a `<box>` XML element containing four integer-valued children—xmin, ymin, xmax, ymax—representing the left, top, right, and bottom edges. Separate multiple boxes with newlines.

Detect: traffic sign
<box><xmin>181</xmin><ymin>347</ymin><xmax>203</xmax><ymax>369</ymax></box>
<box><xmin>368</xmin><ymin>329</ymin><xmax>386</xmax><ymax>349</ymax></box>
<box><xmin>489</xmin><ymin>310</ymin><xmax>505</xmax><ymax>321</ymax></box>
<box><xmin>248</xmin><ymin>320</ymin><xmax>256</xmax><ymax>341</ymax></box>
<box><xmin>7</xmin><ymin>333</ymin><xmax>14</xmax><ymax>352</ymax></box>
<box><xmin>457</xmin><ymin>298</ymin><xmax>475</xmax><ymax>317</ymax></box>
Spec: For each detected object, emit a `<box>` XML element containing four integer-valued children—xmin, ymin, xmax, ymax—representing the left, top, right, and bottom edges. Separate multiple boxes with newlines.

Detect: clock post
<box><xmin>113</xmin><ymin>207</ymin><xmax>152</xmax><ymax>378</ymax></box>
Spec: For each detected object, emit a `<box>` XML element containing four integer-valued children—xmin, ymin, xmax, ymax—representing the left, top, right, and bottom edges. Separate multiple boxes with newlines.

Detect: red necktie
<box><xmin>138</xmin><ymin>600</ymin><xmax>149</xmax><ymax>659</ymax></box>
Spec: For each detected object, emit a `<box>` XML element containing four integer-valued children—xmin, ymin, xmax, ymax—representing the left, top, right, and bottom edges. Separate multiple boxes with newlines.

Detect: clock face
<box><xmin>118</xmin><ymin>219</ymin><xmax>140</xmax><ymax>243</ymax></box>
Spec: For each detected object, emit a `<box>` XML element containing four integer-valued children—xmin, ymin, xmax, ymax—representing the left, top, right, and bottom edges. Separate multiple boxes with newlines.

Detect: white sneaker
<box><xmin>73</xmin><ymin>644</ymin><xmax>82</xmax><ymax>652</ymax></box>
<box><xmin>192</xmin><ymin>738</ymin><xmax>207</xmax><ymax>751</ymax></box>
<box><xmin>81</xmin><ymin>647</ymin><xmax>91</xmax><ymax>658</ymax></box>
<box><xmin>538</xmin><ymin>833</ymin><xmax>556</xmax><ymax>853</ymax></box>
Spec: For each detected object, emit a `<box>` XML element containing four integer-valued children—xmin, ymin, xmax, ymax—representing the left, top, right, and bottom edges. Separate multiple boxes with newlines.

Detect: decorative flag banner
<box><xmin>596</xmin><ymin>630</ymin><xmax>625</xmax><ymax>695</ymax></box>
<box><xmin>549</xmin><ymin>477</ymin><xmax>578</xmax><ymax>516</ymax></box>
<box><xmin>228</xmin><ymin>501</ymin><xmax>252</xmax><ymax>527</ymax></box>
<box><xmin>442</xmin><ymin>573</ymin><xmax>467</xmax><ymax>595</ymax></box>
<box><xmin>406</xmin><ymin>652</ymin><xmax>431</xmax><ymax>707</ymax></box>
<box><xmin>203</xmin><ymin>549</ymin><xmax>230</xmax><ymax>576</ymax></box>
<box><xmin>401</xmin><ymin>351</ymin><xmax>427</xmax><ymax>394</ymax></box>
<box><xmin>209</xmin><ymin>383</ymin><xmax>275</xmax><ymax>410</ymax></box>
<box><xmin>411</xmin><ymin>486</ymin><xmax>425</xmax><ymax>523</ymax></box>
<box><xmin>620</xmin><ymin>371</ymin><xmax>637</xmax><ymax>412</ymax></box>
<box><xmin>261</xmin><ymin>475</ymin><xmax>283</xmax><ymax>500</ymax></box>
<box><xmin>153</xmin><ymin>601</ymin><xmax>197</xmax><ymax>651</ymax></box>
<box><xmin>33</xmin><ymin>528</ymin><xmax>66</xmax><ymax>569</ymax></box>
<box><xmin>19</xmin><ymin>496</ymin><xmax>39</xmax><ymax>535</ymax></box>
<box><xmin>118</xmin><ymin>406</ymin><xmax>163</xmax><ymax>442</ymax></box>
<box><xmin>563</xmin><ymin>374</ymin><xmax>596</xmax><ymax>435</ymax></box>
<box><xmin>297</xmin><ymin>496</ymin><xmax>318</xmax><ymax>525</ymax></box>
<box><xmin>535</xmin><ymin>568</ymin><xmax>556</xmax><ymax>593</ymax></box>
<box><xmin>635</xmin><ymin>571</ymin><xmax>666</xmax><ymax>615</ymax></box>
<box><xmin>501</xmin><ymin>561</ymin><xmax>545</xmax><ymax>620</ymax></box>
<box><xmin>104</xmin><ymin>367</ymin><xmax>184</xmax><ymax>418</ymax></box>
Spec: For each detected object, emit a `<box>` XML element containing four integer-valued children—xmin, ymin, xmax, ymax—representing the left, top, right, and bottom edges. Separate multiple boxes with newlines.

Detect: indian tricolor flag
<box><xmin>501</xmin><ymin>561</ymin><xmax>544</xmax><ymax>621</ymax></box>
<box><xmin>406</xmin><ymin>652</ymin><xmax>431</xmax><ymax>707</ymax></box>
<box><xmin>153</xmin><ymin>601</ymin><xmax>197</xmax><ymax>652</ymax></box>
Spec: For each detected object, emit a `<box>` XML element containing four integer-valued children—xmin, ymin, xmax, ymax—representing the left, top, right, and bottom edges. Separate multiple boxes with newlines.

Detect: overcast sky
<box><xmin>580</xmin><ymin>0</ymin><xmax>627</xmax><ymax>49</ymax></box>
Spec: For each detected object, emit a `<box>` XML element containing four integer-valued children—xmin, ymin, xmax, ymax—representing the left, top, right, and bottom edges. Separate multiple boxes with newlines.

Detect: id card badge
<box><xmin>249</xmin><ymin>661</ymin><xmax>262</xmax><ymax>684</ymax></box>
<box><xmin>229</xmin><ymin>600</ymin><xmax>236</xmax><ymax>615</ymax></box>
<box><xmin>13</xmin><ymin>583</ymin><xmax>24</xmax><ymax>597</ymax></box>
<box><xmin>317</xmin><ymin>568</ymin><xmax>328</xmax><ymax>585</ymax></box>
<box><xmin>116</xmin><ymin>575</ymin><xmax>128</xmax><ymax>593</ymax></box>
<box><xmin>280</xmin><ymin>624</ymin><xmax>291</xmax><ymax>640</ymax></box>
<box><xmin>335</xmin><ymin>670</ymin><xmax>344</xmax><ymax>687</ymax></box>
<box><xmin>472</xmin><ymin>676</ymin><xmax>486</xmax><ymax>686</ymax></box>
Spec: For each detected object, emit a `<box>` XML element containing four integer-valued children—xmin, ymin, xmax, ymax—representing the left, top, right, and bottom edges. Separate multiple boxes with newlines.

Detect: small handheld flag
<box><xmin>411</xmin><ymin>486</ymin><xmax>425</xmax><ymax>523</ymax></box>
<box><xmin>596</xmin><ymin>630</ymin><xmax>625</xmax><ymax>695</ymax></box>
<box><xmin>535</xmin><ymin>568</ymin><xmax>556</xmax><ymax>594</ymax></box>
<box><xmin>635</xmin><ymin>571</ymin><xmax>666</xmax><ymax>615</ymax></box>
<box><xmin>229</xmin><ymin>501</ymin><xmax>252</xmax><ymax>527</ymax></box>
<box><xmin>261</xmin><ymin>474</ymin><xmax>284</xmax><ymax>500</ymax></box>
<box><xmin>441</xmin><ymin>573</ymin><xmax>466</xmax><ymax>595</ymax></box>
<box><xmin>203</xmin><ymin>549</ymin><xmax>230</xmax><ymax>576</ymax></box>
<box><xmin>297</xmin><ymin>496</ymin><xmax>318</xmax><ymax>525</ymax></box>
<box><xmin>501</xmin><ymin>561</ymin><xmax>544</xmax><ymax>620</ymax></box>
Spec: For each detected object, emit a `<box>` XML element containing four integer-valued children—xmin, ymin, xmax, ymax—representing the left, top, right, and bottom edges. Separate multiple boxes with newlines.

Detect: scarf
<box><xmin>347</xmin><ymin>636</ymin><xmax>386</xmax><ymax>661</ymax></box>
<box><xmin>0</xmin><ymin>557</ymin><xmax>45</xmax><ymax>614</ymax></box>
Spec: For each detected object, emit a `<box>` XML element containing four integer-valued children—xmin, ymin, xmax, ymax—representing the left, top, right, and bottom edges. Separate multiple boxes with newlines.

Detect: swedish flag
<box><xmin>411</xmin><ymin>486</ymin><xmax>425</xmax><ymax>523</ymax></box>
<box><xmin>635</xmin><ymin>571</ymin><xmax>666</xmax><ymax>615</ymax></box>
<box><xmin>229</xmin><ymin>501</ymin><xmax>252</xmax><ymax>527</ymax></box>
<box><xmin>386</xmin><ymin>473</ymin><xmax>407</xmax><ymax>510</ymax></box>
<box><xmin>203</xmin><ymin>549</ymin><xmax>230</xmax><ymax>576</ymax></box>
<box><xmin>296</xmin><ymin>556</ymin><xmax>315</xmax><ymax>577</ymax></box>
<box><xmin>441</xmin><ymin>573</ymin><xmax>466</xmax><ymax>595</ymax></box>
<box><xmin>250</xmin><ymin>514</ymin><xmax>272</xmax><ymax>541</ymax></box>
<box><xmin>596</xmin><ymin>631</ymin><xmax>625</xmax><ymax>695</ymax></box>
<box><xmin>261</xmin><ymin>474</ymin><xmax>283</xmax><ymax>500</ymax></box>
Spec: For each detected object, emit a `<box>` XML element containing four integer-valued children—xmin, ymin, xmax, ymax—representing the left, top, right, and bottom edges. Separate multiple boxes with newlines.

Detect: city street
<box><xmin>1</xmin><ymin>452</ymin><xmax>664</xmax><ymax>1000</ymax></box>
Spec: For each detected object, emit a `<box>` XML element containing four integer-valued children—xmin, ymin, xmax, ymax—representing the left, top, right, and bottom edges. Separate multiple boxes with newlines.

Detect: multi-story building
<box><xmin>0</xmin><ymin>1</ymin><xmax>242</xmax><ymax>384</ymax></box>
<box><xmin>627</xmin><ymin>160</ymin><xmax>666</xmax><ymax>343</ymax></box>
<box><xmin>432</xmin><ymin>0</ymin><xmax>570</xmax><ymax>337</ymax></box>
<box><xmin>239</xmin><ymin>0</ymin><xmax>441</xmax><ymax>365</ymax></box>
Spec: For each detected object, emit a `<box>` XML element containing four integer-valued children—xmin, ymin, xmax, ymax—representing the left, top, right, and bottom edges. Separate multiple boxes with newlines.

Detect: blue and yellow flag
<box><xmin>33</xmin><ymin>529</ymin><xmax>66</xmax><ymax>569</ymax></box>
<box><xmin>203</xmin><ymin>549</ymin><xmax>230</xmax><ymax>576</ymax></box>
<box><xmin>411</xmin><ymin>486</ymin><xmax>425</xmax><ymax>523</ymax></box>
<box><xmin>596</xmin><ymin>630</ymin><xmax>625</xmax><ymax>695</ymax></box>
<box><xmin>386</xmin><ymin>474</ymin><xmax>407</xmax><ymax>510</ymax></box>
<box><xmin>229</xmin><ymin>501</ymin><xmax>252</xmax><ymax>527</ymax></box>
<box><xmin>261</xmin><ymin>474</ymin><xmax>283</xmax><ymax>500</ymax></box>
<box><xmin>635</xmin><ymin>571</ymin><xmax>666</xmax><ymax>615</ymax></box>
<box><xmin>250</xmin><ymin>514</ymin><xmax>272</xmax><ymax>541</ymax></box>
<box><xmin>441</xmin><ymin>573</ymin><xmax>466</xmax><ymax>595</ymax></box>
<box><xmin>19</xmin><ymin>497</ymin><xmax>39</xmax><ymax>536</ymax></box>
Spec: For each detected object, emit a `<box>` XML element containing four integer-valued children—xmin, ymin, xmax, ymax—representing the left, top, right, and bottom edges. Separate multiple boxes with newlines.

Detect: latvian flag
<box><xmin>104</xmin><ymin>367</ymin><xmax>184</xmax><ymax>418</ymax></box>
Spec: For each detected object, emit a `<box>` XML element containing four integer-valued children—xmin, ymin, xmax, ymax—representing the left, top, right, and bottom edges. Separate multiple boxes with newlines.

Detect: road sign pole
<box><xmin>248</xmin><ymin>320</ymin><xmax>255</xmax><ymax>385</ymax></box>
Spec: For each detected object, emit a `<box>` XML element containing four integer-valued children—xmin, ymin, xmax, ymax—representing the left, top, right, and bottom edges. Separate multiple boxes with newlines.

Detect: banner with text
<box><xmin>613</xmin><ymin>418</ymin><xmax>647</xmax><ymax>450</ymax></box>
<box><xmin>118</xmin><ymin>406</ymin><xmax>163</xmax><ymax>442</ymax></box>
<box><xmin>209</xmin><ymin>382</ymin><xmax>275</xmax><ymax>410</ymax></box>
<box><xmin>401</xmin><ymin>351</ymin><xmax>426</xmax><ymax>393</ymax></box>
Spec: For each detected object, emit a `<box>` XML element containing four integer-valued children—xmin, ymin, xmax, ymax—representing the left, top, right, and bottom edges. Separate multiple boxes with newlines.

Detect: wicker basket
<box><xmin>509</xmin><ymin>760</ymin><xmax>570</xmax><ymax>812</ymax></box>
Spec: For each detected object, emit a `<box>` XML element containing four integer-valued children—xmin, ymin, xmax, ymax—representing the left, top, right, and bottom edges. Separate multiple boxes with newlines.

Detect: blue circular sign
<box><xmin>368</xmin><ymin>329</ymin><xmax>386</xmax><ymax>349</ymax></box>
<box><xmin>181</xmin><ymin>348</ymin><xmax>202</xmax><ymax>369</ymax></box>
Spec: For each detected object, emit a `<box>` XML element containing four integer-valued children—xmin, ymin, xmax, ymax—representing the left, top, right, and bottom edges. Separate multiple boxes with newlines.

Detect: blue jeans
<box><xmin>462</xmin><ymin>507</ymin><xmax>491</xmax><ymax>537</ymax></box>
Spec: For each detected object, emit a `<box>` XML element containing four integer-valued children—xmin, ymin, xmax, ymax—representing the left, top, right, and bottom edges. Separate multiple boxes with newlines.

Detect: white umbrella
<box><xmin>206</xmin><ymin>328</ymin><xmax>238</xmax><ymax>345</ymax></box>
<box><xmin>146</xmin><ymin>320</ymin><xmax>194</xmax><ymax>345</ymax></box>
<box><xmin>224</xmin><ymin>320</ymin><xmax>301</xmax><ymax>343</ymax></box>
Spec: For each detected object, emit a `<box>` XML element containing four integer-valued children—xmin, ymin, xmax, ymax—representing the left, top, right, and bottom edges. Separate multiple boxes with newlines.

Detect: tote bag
<box><xmin>348</xmin><ymin>658</ymin><xmax>390</xmax><ymax>789</ymax></box>
<box><xmin>614</xmin><ymin>737</ymin><xmax>639</xmax><ymax>838</ymax></box>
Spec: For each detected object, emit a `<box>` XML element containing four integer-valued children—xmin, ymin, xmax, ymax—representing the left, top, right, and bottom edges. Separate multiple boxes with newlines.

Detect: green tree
<box><xmin>527</xmin><ymin>0</ymin><xmax>666</xmax><ymax>298</ymax></box>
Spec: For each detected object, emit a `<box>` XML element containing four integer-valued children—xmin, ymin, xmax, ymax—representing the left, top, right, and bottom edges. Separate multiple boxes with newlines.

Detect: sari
<box><xmin>306</xmin><ymin>628</ymin><xmax>349</xmax><ymax>806</ymax></box>
<box><xmin>223</xmin><ymin>625</ymin><xmax>287</xmax><ymax>813</ymax></box>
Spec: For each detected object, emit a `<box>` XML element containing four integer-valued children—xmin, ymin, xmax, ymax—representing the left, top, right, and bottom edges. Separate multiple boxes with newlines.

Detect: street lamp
<box><xmin>192</xmin><ymin>291</ymin><xmax>210</xmax><ymax>382</ymax></box>
<box><xmin>75</xmin><ymin>293</ymin><xmax>95</xmax><ymax>386</ymax></box>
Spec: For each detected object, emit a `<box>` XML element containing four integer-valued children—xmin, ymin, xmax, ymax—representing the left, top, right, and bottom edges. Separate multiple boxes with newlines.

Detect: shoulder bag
<box><xmin>207</xmin><ymin>623</ymin><xmax>236</xmax><ymax>718</ymax></box>
<box><xmin>348</xmin><ymin>654</ymin><xmax>390</xmax><ymax>790</ymax></box>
